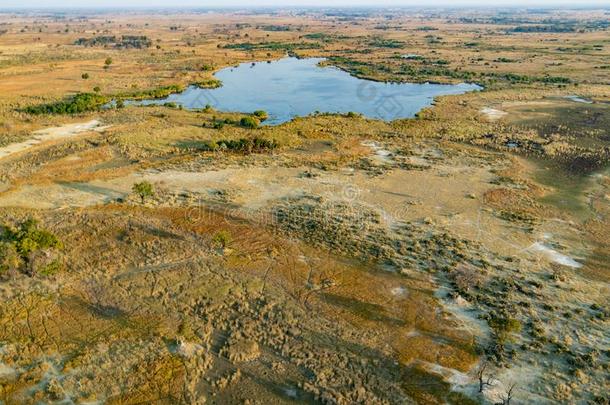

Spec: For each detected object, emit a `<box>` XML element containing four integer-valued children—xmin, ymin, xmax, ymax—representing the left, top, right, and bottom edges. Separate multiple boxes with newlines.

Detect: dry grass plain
<box><xmin>0</xmin><ymin>7</ymin><xmax>608</xmax><ymax>404</ymax></box>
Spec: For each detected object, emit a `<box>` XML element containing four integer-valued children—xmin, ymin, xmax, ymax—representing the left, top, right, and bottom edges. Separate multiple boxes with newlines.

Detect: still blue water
<box><xmin>136</xmin><ymin>57</ymin><xmax>481</xmax><ymax>125</ymax></box>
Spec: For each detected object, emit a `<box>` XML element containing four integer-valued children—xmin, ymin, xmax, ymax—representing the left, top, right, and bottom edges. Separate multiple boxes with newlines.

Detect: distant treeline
<box><xmin>75</xmin><ymin>35</ymin><xmax>152</xmax><ymax>49</ymax></box>
<box><xmin>512</xmin><ymin>25</ymin><xmax>576</xmax><ymax>33</ymax></box>
<box><xmin>457</xmin><ymin>16</ymin><xmax>609</xmax><ymax>32</ymax></box>
<box><xmin>258</xmin><ymin>25</ymin><xmax>293</xmax><ymax>32</ymax></box>
<box><xmin>221</xmin><ymin>42</ymin><xmax>322</xmax><ymax>51</ymax></box>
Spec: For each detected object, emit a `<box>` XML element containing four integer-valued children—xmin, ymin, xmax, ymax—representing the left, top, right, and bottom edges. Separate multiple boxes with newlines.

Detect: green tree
<box><xmin>81</xmin><ymin>73</ymin><xmax>90</xmax><ymax>79</ymax></box>
<box><xmin>253</xmin><ymin>110</ymin><xmax>268</xmax><ymax>121</ymax></box>
<box><xmin>212</xmin><ymin>230</ymin><xmax>232</xmax><ymax>249</ymax></box>
<box><xmin>0</xmin><ymin>218</ymin><xmax>63</xmax><ymax>278</ymax></box>
<box><xmin>132</xmin><ymin>181</ymin><xmax>154</xmax><ymax>203</ymax></box>
<box><xmin>240</xmin><ymin>116</ymin><xmax>259</xmax><ymax>129</ymax></box>
<box><xmin>104</xmin><ymin>57</ymin><xmax>113</xmax><ymax>69</ymax></box>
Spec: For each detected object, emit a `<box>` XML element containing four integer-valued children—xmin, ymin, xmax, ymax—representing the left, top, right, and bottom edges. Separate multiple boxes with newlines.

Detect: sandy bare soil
<box><xmin>0</xmin><ymin>120</ymin><xmax>110</xmax><ymax>160</ymax></box>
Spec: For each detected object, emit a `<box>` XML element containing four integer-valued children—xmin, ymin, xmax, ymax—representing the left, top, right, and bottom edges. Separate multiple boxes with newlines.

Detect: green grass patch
<box><xmin>23</xmin><ymin>93</ymin><xmax>108</xmax><ymax>115</ymax></box>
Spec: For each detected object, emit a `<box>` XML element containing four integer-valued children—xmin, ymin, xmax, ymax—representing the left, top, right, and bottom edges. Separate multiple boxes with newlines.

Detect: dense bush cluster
<box><xmin>329</xmin><ymin>56</ymin><xmax>573</xmax><ymax>85</ymax></box>
<box><xmin>23</xmin><ymin>93</ymin><xmax>108</xmax><ymax>115</ymax></box>
<box><xmin>118</xmin><ymin>84</ymin><xmax>185</xmax><ymax>100</ymax></box>
<box><xmin>75</xmin><ymin>35</ymin><xmax>152</xmax><ymax>48</ymax></box>
<box><xmin>193</xmin><ymin>79</ymin><xmax>222</xmax><ymax>89</ymax></box>
<box><xmin>259</xmin><ymin>25</ymin><xmax>293</xmax><ymax>32</ymax></box>
<box><xmin>0</xmin><ymin>219</ymin><xmax>63</xmax><ymax>277</ymax></box>
<box><xmin>368</xmin><ymin>38</ymin><xmax>405</xmax><ymax>48</ymax></box>
<box><xmin>198</xmin><ymin>137</ymin><xmax>278</xmax><ymax>153</ymax></box>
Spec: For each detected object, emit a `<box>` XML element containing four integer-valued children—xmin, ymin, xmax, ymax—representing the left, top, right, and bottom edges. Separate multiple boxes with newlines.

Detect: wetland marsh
<box><xmin>0</xmin><ymin>5</ymin><xmax>608</xmax><ymax>405</ymax></box>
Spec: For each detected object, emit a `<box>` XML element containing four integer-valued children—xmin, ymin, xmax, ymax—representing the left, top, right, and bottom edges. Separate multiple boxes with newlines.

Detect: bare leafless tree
<box><xmin>476</xmin><ymin>361</ymin><xmax>495</xmax><ymax>393</ymax></box>
<box><xmin>502</xmin><ymin>382</ymin><xmax>517</xmax><ymax>405</ymax></box>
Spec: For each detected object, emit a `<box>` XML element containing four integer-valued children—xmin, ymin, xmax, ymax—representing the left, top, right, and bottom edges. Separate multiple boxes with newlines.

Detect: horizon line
<box><xmin>1</xmin><ymin>4</ymin><xmax>609</xmax><ymax>10</ymax></box>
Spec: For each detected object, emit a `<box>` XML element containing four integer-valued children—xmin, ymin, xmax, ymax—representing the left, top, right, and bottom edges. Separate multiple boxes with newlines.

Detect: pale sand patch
<box><xmin>529</xmin><ymin>241</ymin><xmax>583</xmax><ymax>268</ymax></box>
<box><xmin>0</xmin><ymin>120</ymin><xmax>110</xmax><ymax>160</ymax></box>
<box><xmin>480</xmin><ymin>107</ymin><xmax>508</xmax><ymax>121</ymax></box>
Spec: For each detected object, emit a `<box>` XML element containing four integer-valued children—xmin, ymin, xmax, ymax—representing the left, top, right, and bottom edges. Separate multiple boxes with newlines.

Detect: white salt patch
<box><xmin>390</xmin><ymin>286</ymin><xmax>407</xmax><ymax>297</ymax></box>
<box><xmin>529</xmin><ymin>242</ymin><xmax>582</xmax><ymax>268</ymax></box>
<box><xmin>423</xmin><ymin>361</ymin><xmax>471</xmax><ymax>387</ymax></box>
<box><xmin>175</xmin><ymin>340</ymin><xmax>204</xmax><ymax>358</ymax></box>
<box><xmin>405</xmin><ymin>329</ymin><xmax>420</xmax><ymax>338</ymax></box>
<box><xmin>565</xmin><ymin>95</ymin><xmax>593</xmax><ymax>104</ymax></box>
<box><xmin>480</xmin><ymin>107</ymin><xmax>508</xmax><ymax>121</ymax></box>
<box><xmin>361</xmin><ymin>141</ymin><xmax>393</xmax><ymax>164</ymax></box>
<box><xmin>283</xmin><ymin>387</ymin><xmax>298</xmax><ymax>398</ymax></box>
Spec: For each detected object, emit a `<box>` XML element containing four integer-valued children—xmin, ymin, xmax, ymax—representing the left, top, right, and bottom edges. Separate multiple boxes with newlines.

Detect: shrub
<box><xmin>0</xmin><ymin>219</ymin><xmax>63</xmax><ymax>277</ymax></box>
<box><xmin>104</xmin><ymin>57</ymin><xmax>113</xmax><ymax>66</ymax></box>
<box><xmin>212</xmin><ymin>230</ymin><xmax>232</xmax><ymax>249</ymax></box>
<box><xmin>240</xmin><ymin>116</ymin><xmax>259</xmax><ymax>129</ymax></box>
<box><xmin>132</xmin><ymin>181</ymin><xmax>154</xmax><ymax>203</ymax></box>
<box><xmin>253</xmin><ymin>110</ymin><xmax>268</xmax><ymax>121</ymax></box>
<box><xmin>489</xmin><ymin>314</ymin><xmax>522</xmax><ymax>344</ymax></box>
<box><xmin>81</xmin><ymin>73</ymin><xmax>90</xmax><ymax>79</ymax></box>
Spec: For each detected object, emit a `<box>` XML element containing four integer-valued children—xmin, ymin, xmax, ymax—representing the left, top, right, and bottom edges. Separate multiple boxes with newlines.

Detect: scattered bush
<box><xmin>240</xmin><ymin>116</ymin><xmax>260</xmax><ymax>129</ymax></box>
<box><xmin>252</xmin><ymin>110</ymin><xmax>268</xmax><ymax>121</ymax></box>
<box><xmin>132</xmin><ymin>181</ymin><xmax>154</xmax><ymax>203</ymax></box>
<box><xmin>0</xmin><ymin>219</ymin><xmax>63</xmax><ymax>278</ymax></box>
<box><xmin>212</xmin><ymin>230</ymin><xmax>232</xmax><ymax>249</ymax></box>
<box><xmin>489</xmin><ymin>314</ymin><xmax>522</xmax><ymax>344</ymax></box>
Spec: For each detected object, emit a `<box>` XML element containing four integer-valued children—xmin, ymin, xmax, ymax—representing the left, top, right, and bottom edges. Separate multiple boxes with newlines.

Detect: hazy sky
<box><xmin>1</xmin><ymin>0</ymin><xmax>609</xmax><ymax>8</ymax></box>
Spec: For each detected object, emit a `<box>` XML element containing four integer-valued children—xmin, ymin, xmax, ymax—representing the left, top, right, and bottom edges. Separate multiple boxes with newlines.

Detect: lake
<box><xmin>136</xmin><ymin>57</ymin><xmax>481</xmax><ymax>125</ymax></box>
